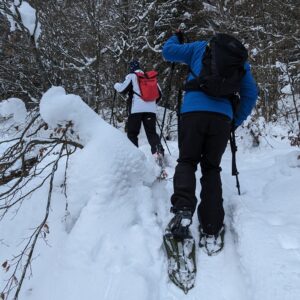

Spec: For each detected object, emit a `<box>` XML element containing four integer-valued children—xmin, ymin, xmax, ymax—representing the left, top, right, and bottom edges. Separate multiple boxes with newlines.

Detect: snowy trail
<box><xmin>151</xmin><ymin>144</ymin><xmax>250</xmax><ymax>300</ymax></box>
<box><xmin>149</xmin><ymin>140</ymin><xmax>300</xmax><ymax>300</ymax></box>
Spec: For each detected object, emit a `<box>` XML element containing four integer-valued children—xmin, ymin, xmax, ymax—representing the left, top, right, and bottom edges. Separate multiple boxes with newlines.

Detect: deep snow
<box><xmin>1</xmin><ymin>87</ymin><xmax>300</xmax><ymax>300</ymax></box>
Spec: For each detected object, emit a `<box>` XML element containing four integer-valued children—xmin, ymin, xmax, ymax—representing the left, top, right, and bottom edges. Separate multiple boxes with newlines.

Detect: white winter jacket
<box><xmin>114</xmin><ymin>70</ymin><xmax>159</xmax><ymax>114</ymax></box>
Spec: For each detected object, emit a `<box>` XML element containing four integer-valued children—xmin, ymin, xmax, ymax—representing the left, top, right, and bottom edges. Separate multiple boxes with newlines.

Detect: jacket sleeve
<box><xmin>234</xmin><ymin>63</ymin><xmax>259</xmax><ymax>127</ymax></box>
<box><xmin>114</xmin><ymin>74</ymin><xmax>133</xmax><ymax>93</ymax></box>
<box><xmin>162</xmin><ymin>35</ymin><xmax>197</xmax><ymax>65</ymax></box>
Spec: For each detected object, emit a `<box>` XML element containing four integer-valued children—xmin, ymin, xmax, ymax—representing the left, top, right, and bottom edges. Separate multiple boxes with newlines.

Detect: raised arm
<box><xmin>114</xmin><ymin>74</ymin><xmax>133</xmax><ymax>93</ymax></box>
<box><xmin>162</xmin><ymin>35</ymin><xmax>198</xmax><ymax>65</ymax></box>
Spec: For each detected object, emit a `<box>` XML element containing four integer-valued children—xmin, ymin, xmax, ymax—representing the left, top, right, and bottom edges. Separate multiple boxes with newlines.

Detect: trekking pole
<box><xmin>159</xmin><ymin>62</ymin><xmax>175</xmax><ymax>142</ymax></box>
<box><xmin>156</xmin><ymin>119</ymin><xmax>171</xmax><ymax>155</ymax></box>
<box><xmin>229</xmin><ymin>127</ymin><xmax>241</xmax><ymax>195</ymax></box>
<box><xmin>110</xmin><ymin>90</ymin><xmax>117</xmax><ymax>126</ymax></box>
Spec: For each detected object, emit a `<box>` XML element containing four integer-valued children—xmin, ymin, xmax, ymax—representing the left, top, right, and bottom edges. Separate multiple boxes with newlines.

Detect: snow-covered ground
<box><xmin>1</xmin><ymin>88</ymin><xmax>300</xmax><ymax>300</ymax></box>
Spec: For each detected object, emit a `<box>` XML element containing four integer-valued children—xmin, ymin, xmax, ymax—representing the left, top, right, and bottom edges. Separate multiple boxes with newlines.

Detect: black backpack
<box><xmin>184</xmin><ymin>33</ymin><xmax>248</xmax><ymax>98</ymax></box>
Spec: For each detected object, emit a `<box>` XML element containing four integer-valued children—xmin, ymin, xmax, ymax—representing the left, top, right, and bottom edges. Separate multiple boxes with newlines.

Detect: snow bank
<box><xmin>1</xmin><ymin>86</ymin><xmax>163</xmax><ymax>299</ymax></box>
<box><xmin>40</xmin><ymin>86</ymin><xmax>155</xmax><ymax>215</ymax></box>
<box><xmin>28</xmin><ymin>86</ymin><xmax>165</xmax><ymax>299</ymax></box>
<box><xmin>40</xmin><ymin>86</ymin><xmax>125</xmax><ymax>144</ymax></box>
<box><xmin>0</xmin><ymin>97</ymin><xmax>27</xmax><ymax>123</ymax></box>
<box><xmin>40</xmin><ymin>86</ymin><xmax>106</xmax><ymax>144</ymax></box>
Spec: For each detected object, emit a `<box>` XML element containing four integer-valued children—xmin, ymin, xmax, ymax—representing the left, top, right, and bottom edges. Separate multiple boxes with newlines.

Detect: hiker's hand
<box><xmin>175</xmin><ymin>30</ymin><xmax>184</xmax><ymax>44</ymax></box>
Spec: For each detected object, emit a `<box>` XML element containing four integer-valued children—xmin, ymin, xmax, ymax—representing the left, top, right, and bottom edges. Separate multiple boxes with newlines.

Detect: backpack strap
<box><xmin>132</xmin><ymin>72</ymin><xmax>142</xmax><ymax>98</ymax></box>
<box><xmin>184</xmin><ymin>42</ymin><xmax>212</xmax><ymax>92</ymax></box>
<box><xmin>188</xmin><ymin>67</ymin><xmax>198</xmax><ymax>79</ymax></box>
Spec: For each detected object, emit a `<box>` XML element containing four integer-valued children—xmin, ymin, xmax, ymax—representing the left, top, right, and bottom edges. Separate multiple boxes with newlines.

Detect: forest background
<box><xmin>1</xmin><ymin>0</ymin><xmax>299</xmax><ymax>144</ymax></box>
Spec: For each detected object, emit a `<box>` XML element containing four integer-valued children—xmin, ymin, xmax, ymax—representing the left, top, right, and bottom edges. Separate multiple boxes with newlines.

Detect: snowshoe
<box><xmin>199</xmin><ymin>225</ymin><xmax>225</xmax><ymax>256</ymax></box>
<box><xmin>158</xmin><ymin>169</ymin><xmax>168</xmax><ymax>180</ymax></box>
<box><xmin>154</xmin><ymin>152</ymin><xmax>168</xmax><ymax>180</ymax></box>
<box><xmin>163</xmin><ymin>210</ymin><xmax>196</xmax><ymax>293</ymax></box>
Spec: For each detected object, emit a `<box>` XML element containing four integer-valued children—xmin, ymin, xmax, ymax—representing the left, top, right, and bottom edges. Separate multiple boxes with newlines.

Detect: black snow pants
<box><xmin>171</xmin><ymin>112</ymin><xmax>231</xmax><ymax>235</ymax></box>
<box><xmin>127</xmin><ymin>112</ymin><xmax>164</xmax><ymax>154</ymax></box>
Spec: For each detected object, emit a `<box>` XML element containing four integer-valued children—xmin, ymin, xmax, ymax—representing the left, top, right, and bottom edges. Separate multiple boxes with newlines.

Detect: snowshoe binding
<box><xmin>163</xmin><ymin>209</ymin><xmax>196</xmax><ymax>294</ymax></box>
<box><xmin>199</xmin><ymin>225</ymin><xmax>225</xmax><ymax>256</ymax></box>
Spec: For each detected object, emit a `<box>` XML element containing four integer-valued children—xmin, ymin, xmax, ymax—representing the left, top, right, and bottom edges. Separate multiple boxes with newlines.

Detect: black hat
<box><xmin>129</xmin><ymin>60</ymin><xmax>140</xmax><ymax>73</ymax></box>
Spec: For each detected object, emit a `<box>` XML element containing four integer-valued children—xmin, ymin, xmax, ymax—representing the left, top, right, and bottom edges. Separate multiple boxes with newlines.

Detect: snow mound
<box><xmin>0</xmin><ymin>97</ymin><xmax>27</xmax><ymax>123</ymax></box>
<box><xmin>41</xmin><ymin>86</ymin><xmax>114</xmax><ymax>144</ymax></box>
<box><xmin>40</xmin><ymin>86</ymin><xmax>156</xmax><ymax>220</ymax></box>
<box><xmin>29</xmin><ymin>87</ymin><xmax>164</xmax><ymax>299</ymax></box>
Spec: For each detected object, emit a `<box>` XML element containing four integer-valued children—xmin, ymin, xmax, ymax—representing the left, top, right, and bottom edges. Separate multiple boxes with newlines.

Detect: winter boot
<box><xmin>199</xmin><ymin>225</ymin><xmax>225</xmax><ymax>256</ymax></box>
<box><xmin>166</xmin><ymin>208</ymin><xmax>193</xmax><ymax>239</ymax></box>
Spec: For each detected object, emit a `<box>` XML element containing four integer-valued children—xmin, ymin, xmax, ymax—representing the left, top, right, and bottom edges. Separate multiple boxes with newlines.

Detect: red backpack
<box><xmin>134</xmin><ymin>71</ymin><xmax>160</xmax><ymax>101</ymax></box>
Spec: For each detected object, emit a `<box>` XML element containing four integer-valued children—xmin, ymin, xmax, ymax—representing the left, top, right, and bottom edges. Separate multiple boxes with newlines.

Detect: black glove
<box><xmin>231</xmin><ymin>122</ymin><xmax>238</xmax><ymax>131</ymax></box>
<box><xmin>175</xmin><ymin>30</ymin><xmax>184</xmax><ymax>44</ymax></box>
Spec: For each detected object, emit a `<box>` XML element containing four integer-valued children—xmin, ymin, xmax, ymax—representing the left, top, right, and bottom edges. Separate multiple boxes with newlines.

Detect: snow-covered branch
<box><xmin>0</xmin><ymin>109</ymin><xmax>83</xmax><ymax>299</ymax></box>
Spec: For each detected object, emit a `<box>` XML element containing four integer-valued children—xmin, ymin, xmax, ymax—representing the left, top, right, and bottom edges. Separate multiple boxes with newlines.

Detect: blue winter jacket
<box><xmin>162</xmin><ymin>35</ymin><xmax>258</xmax><ymax>126</ymax></box>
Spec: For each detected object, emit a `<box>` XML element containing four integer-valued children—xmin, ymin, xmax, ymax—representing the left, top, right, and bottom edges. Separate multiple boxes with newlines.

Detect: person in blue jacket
<box><xmin>162</xmin><ymin>32</ymin><xmax>258</xmax><ymax>255</ymax></box>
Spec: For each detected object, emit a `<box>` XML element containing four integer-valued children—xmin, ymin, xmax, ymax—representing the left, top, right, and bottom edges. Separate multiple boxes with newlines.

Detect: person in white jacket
<box><xmin>114</xmin><ymin>60</ymin><xmax>164</xmax><ymax>157</ymax></box>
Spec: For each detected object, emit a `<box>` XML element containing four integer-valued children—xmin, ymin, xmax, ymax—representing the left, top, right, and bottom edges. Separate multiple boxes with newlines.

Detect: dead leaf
<box><xmin>2</xmin><ymin>261</ymin><xmax>7</xmax><ymax>269</ymax></box>
<box><xmin>44</xmin><ymin>223</ymin><xmax>50</xmax><ymax>234</ymax></box>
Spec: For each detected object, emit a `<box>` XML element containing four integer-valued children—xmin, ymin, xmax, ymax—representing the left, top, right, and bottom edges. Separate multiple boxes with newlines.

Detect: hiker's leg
<box><xmin>171</xmin><ymin>113</ymin><xmax>206</xmax><ymax>213</ymax></box>
<box><xmin>142</xmin><ymin>113</ymin><xmax>163</xmax><ymax>154</ymax></box>
<box><xmin>198</xmin><ymin>114</ymin><xmax>231</xmax><ymax>235</ymax></box>
<box><xmin>127</xmin><ymin>113</ymin><xmax>142</xmax><ymax>147</ymax></box>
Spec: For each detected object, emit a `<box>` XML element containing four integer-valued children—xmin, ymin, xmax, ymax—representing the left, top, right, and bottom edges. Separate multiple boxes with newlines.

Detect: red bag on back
<box><xmin>135</xmin><ymin>71</ymin><xmax>159</xmax><ymax>101</ymax></box>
